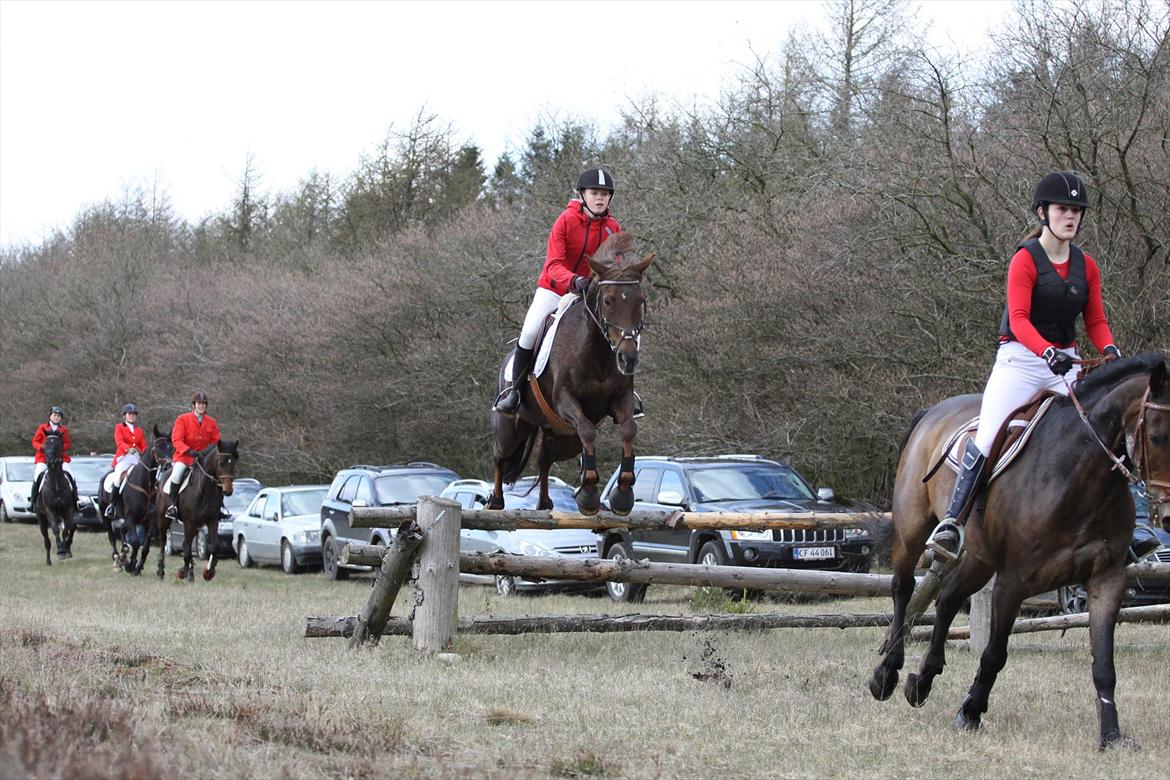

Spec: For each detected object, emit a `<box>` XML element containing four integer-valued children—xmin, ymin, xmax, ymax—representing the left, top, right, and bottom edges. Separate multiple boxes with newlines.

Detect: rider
<box><xmin>30</xmin><ymin>405</ymin><xmax>78</xmax><ymax>508</ymax></box>
<box><xmin>492</xmin><ymin>168</ymin><xmax>642</xmax><ymax>418</ymax></box>
<box><xmin>926</xmin><ymin>171</ymin><xmax>1122</xmax><ymax>560</ymax></box>
<box><xmin>105</xmin><ymin>403</ymin><xmax>147</xmax><ymax>519</ymax></box>
<box><xmin>163</xmin><ymin>391</ymin><xmax>230</xmax><ymax>522</ymax></box>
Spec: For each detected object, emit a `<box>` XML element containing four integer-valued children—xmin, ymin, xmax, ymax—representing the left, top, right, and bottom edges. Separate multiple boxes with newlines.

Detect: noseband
<box><xmin>583</xmin><ymin>280</ymin><xmax>645</xmax><ymax>361</ymax></box>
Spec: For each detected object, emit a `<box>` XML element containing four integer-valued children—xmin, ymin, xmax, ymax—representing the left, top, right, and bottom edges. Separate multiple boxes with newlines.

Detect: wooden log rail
<box><xmin>351</xmin><ymin>504</ymin><xmax>885</xmax><ymax>532</ymax></box>
<box><xmin>912</xmin><ymin>602</ymin><xmax>1170</xmax><ymax>642</ymax></box>
<box><xmin>342</xmin><ymin>544</ymin><xmax>896</xmax><ymax>597</ymax></box>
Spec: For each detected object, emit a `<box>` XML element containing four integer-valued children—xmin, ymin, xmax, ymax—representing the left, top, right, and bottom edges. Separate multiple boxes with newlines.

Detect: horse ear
<box><xmin>154</xmin><ymin>424</ymin><xmax>162</xmax><ymax>438</ymax></box>
<box><xmin>1152</xmin><ymin>360</ymin><xmax>1167</xmax><ymax>394</ymax></box>
<box><xmin>627</xmin><ymin>251</ymin><xmax>655</xmax><ymax>276</ymax></box>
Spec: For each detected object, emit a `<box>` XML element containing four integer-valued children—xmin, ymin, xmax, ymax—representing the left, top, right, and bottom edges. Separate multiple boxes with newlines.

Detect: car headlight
<box><xmin>514</xmin><ymin>539</ymin><xmax>554</xmax><ymax>557</ymax></box>
<box><xmin>729</xmin><ymin>529</ymin><xmax>772</xmax><ymax>541</ymax></box>
<box><xmin>844</xmin><ymin>527</ymin><xmax>869</xmax><ymax>540</ymax></box>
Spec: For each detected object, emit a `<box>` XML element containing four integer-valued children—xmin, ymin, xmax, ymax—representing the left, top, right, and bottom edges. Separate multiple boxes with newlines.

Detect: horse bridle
<box><xmin>193</xmin><ymin>450</ymin><xmax>233</xmax><ymax>492</ymax></box>
<box><xmin>1063</xmin><ymin>374</ymin><xmax>1169</xmax><ymax>492</ymax></box>
<box><xmin>582</xmin><ymin>280</ymin><xmax>645</xmax><ymax>358</ymax></box>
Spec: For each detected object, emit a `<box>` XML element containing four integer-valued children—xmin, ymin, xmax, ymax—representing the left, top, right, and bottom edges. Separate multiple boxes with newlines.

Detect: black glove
<box><xmin>186</xmin><ymin>449</ymin><xmax>198</xmax><ymax>458</ymax></box>
<box><xmin>1102</xmin><ymin>345</ymin><xmax>1122</xmax><ymax>362</ymax></box>
<box><xmin>570</xmin><ymin>276</ymin><xmax>589</xmax><ymax>295</ymax></box>
<box><xmin>1042</xmin><ymin>347</ymin><xmax>1074</xmax><ymax>376</ymax></box>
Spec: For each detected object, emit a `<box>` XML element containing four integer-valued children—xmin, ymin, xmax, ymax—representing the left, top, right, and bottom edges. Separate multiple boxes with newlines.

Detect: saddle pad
<box><xmin>506</xmin><ymin>294</ymin><xmax>580</xmax><ymax>383</ymax></box>
<box><xmin>944</xmin><ymin>395</ymin><xmax>1057</xmax><ymax>483</ymax></box>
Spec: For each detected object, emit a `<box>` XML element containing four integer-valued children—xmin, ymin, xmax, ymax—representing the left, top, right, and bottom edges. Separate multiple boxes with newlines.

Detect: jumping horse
<box><xmin>868</xmin><ymin>352</ymin><xmax>1170</xmax><ymax>749</ymax></box>
<box><xmin>155</xmin><ymin>440</ymin><xmax>238</xmax><ymax>582</ymax></box>
<box><xmin>34</xmin><ymin>433</ymin><xmax>77</xmax><ymax>564</ymax></box>
<box><xmin>489</xmin><ymin>232</ymin><xmax>653</xmax><ymax>515</ymax></box>
<box><xmin>98</xmin><ymin>425</ymin><xmax>173</xmax><ymax>575</ymax></box>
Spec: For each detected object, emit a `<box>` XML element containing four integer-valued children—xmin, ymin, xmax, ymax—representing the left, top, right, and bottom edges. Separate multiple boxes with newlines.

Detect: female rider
<box><xmin>30</xmin><ymin>405</ymin><xmax>77</xmax><ymax>507</ymax></box>
<box><xmin>105</xmin><ymin>403</ymin><xmax>147</xmax><ymax>519</ymax></box>
<box><xmin>926</xmin><ymin>171</ymin><xmax>1121</xmax><ymax>560</ymax></box>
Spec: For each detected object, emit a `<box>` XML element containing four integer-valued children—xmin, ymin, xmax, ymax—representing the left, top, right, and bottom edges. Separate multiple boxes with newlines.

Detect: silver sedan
<box><xmin>232</xmin><ymin>485</ymin><xmax>329</xmax><ymax>573</ymax></box>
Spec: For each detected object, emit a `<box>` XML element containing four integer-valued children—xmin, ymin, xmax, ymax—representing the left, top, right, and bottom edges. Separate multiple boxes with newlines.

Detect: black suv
<box><xmin>597</xmin><ymin>455</ymin><xmax>874</xmax><ymax>602</ymax></box>
<box><xmin>319</xmin><ymin>462</ymin><xmax>459</xmax><ymax>580</ymax></box>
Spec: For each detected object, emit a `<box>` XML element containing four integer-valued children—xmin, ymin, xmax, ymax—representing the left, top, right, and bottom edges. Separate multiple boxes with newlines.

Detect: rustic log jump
<box><xmin>911</xmin><ymin>602</ymin><xmax>1170</xmax><ymax>642</ymax></box>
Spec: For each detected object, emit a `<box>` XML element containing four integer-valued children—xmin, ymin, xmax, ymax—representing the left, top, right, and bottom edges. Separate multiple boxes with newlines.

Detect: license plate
<box><xmin>794</xmin><ymin>546</ymin><xmax>836</xmax><ymax>561</ymax></box>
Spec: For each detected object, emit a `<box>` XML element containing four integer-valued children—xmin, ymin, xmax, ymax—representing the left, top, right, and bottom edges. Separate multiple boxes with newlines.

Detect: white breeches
<box><xmin>34</xmin><ymin>462</ymin><xmax>47</xmax><ymax>482</ymax></box>
<box><xmin>517</xmin><ymin>287</ymin><xmax>565</xmax><ymax>350</ymax></box>
<box><xmin>973</xmin><ymin>341</ymin><xmax>1075</xmax><ymax>455</ymax></box>
<box><xmin>167</xmin><ymin>461</ymin><xmax>189</xmax><ymax>489</ymax></box>
<box><xmin>114</xmin><ymin>453</ymin><xmax>140</xmax><ymax>481</ymax></box>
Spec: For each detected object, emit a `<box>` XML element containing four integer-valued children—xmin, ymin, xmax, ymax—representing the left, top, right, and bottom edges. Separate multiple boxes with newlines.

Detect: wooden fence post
<box><xmin>347</xmin><ymin>520</ymin><xmax>425</xmax><ymax>648</ymax></box>
<box><xmin>411</xmin><ymin>495</ymin><xmax>462</xmax><ymax>654</ymax></box>
<box><xmin>968</xmin><ymin>575</ymin><xmax>995</xmax><ymax>655</ymax></box>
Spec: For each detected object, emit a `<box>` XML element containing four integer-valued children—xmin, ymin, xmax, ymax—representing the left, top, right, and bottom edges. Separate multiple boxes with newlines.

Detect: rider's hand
<box><xmin>1042</xmin><ymin>346</ymin><xmax>1074</xmax><ymax>376</ymax></box>
<box><xmin>571</xmin><ymin>276</ymin><xmax>589</xmax><ymax>295</ymax></box>
<box><xmin>1102</xmin><ymin>345</ymin><xmax>1122</xmax><ymax>362</ymax></box>
<box><xmin>186</xmin><ymin>449</ymin><xmax>197</xmax><ymax>458</ymax></box>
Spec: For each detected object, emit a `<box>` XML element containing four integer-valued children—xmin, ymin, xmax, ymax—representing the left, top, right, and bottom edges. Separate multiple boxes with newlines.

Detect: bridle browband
<box><xmin>582</xmin><ymin>280</ymin><xmax>645</xmax><ymax>361</ymax></box>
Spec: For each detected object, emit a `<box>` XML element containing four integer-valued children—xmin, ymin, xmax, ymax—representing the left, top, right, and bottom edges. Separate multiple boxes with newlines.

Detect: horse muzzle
<box><xmin>616</xmin><ymin>347</ymin><xmax>639</xmax><ymax>376</ymax></box>
<box><xmin>221</xmin><ymin>478</ymin><xmax>234</xmax><ymax>496</ymax></box>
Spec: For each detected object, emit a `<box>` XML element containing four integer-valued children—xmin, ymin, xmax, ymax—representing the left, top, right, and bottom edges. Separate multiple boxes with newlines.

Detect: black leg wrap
<box><xmin>620</xmin><ymin>455</ymin><xmax>635</xmax><ymax>478</ymax></box>
<box><xmin>580</xmin><ymin>452</ymin><xmax>597</xmax><ymax>473</ymax></box>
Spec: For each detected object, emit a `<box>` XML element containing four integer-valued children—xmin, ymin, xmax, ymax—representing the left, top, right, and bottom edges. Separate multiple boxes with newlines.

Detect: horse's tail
<box><xmin>500</xmin><ymin>429</ymin><xmax>539</xmax><ymax>486</ymax></box>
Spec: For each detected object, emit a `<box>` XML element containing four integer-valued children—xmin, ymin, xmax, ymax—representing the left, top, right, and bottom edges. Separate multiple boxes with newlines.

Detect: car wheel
<box><xmin>322</xmin><ymin>536</ymin><xmax>349</xmax><ymax>581</ymax></box>
<box><xmin>604</xmin><ymin>541</ymin><xmax>647</xmax><ymax>603</ymax></box>
<box><xmin>0</xmin><ymin>501</ymin><xmax>10</xmax><ymax>523</ymax></box>
<box><xmin>196</xmin><ymin>529</ymin><xmax>209</xmax><ymax>560</ymax></box>
<box><xmin>495</xmin><ymin>575</ymin><xmax>518</xmax><ymax>597</ymax></box>
<box><xmin>237</xmin><ymin>536</ymin><xmax>253</xmax><ymax>568</ymax></box>
<box><xmin>1058</xmin><ymin>584</ymin><xmax>1087</xmax><ymax>615</ymax></box>
<box><xmin>697</xmin><ymin>540</ymin><xmax>752</xmax><ymax>601</ymax></box>
<box><xmin>280</xmin><ymin>540</ymin><xmax>299</xmax><ymax>574</ymax></box>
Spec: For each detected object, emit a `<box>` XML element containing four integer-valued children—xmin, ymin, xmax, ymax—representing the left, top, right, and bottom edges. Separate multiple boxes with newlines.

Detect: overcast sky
<box><xmin>0</xmin><ymin>0</ymin><xmax>1012</xmax><ymax>248</ymax></box>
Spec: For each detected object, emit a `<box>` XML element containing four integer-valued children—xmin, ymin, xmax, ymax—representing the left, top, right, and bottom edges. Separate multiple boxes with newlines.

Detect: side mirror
<box><xmin>817</xmin><ymin>487</ymin><xmax>835</xmax><ymax>502</ymax></box>
<box><xmin>351</xmin><ymin>499</ymin><xmax>368</xmax><ymax>508</ymax></box>
<box><xmin>657</xmin><ymin>490</ymin><xmax>686</xmax><ymax>507</ymax></box>
<box><xmin>265</xmin><ymin>511</ymin><xmax>278</xmax><ymax>522</ymax></box>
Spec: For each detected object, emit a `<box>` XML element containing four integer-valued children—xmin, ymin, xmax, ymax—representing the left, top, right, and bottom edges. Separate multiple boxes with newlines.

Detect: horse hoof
<box><xmin>202</xmin><ymin>568</ymin><xmax>215</xmax><ymax>581</ymax></box>
<box><xmin>1100</xmin><ymin>734</ymin><xmax>1140</xmax><ymax>752</ymax></box>
<box><xmin>953</xmin><ymin>710</ymin><xmax>981</xmax><ymax>732</ymax></box>
<box><xmin>575</xmin><ymin>488</ymin><xmax>601</xmax><ymax>516</ymax></box>
<box><xmin>608</xmin><ymin>486</ymin><xmax>634</xmax><ymax>515</ymax></box>
<box><xmin>903</xmin><ymin>673</ymin><xmax>930</xmax><ymax>708</ymax></box>
<box><xmin>130</xmin><ymin>568</ymin><xmax>142</xmax><ymax>578</ymax></box>
<box><xmin>486</xmin><ymin>495</ymin><xmax>504</xmax><ymax>510</ymax></box>
<box><xmin>868</xmin><ymin>668</ymin><xmax>898</xmax><ymax>701</ymax></box>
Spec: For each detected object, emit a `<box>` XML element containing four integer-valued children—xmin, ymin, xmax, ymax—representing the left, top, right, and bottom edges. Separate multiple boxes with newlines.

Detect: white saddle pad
<box><xmin>506</xmin><ymin>294</ymin><xmax>580</xmax><ymax>382</ymax></box>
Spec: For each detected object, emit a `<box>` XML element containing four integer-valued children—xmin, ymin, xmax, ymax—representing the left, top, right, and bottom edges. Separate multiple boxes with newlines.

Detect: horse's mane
<box><xmin>1070</xmin><ymin>351</ymin><xmax>1166</xmax><ymax>408</ymax></box>
<box><xmin>592</xmin><ymin>231</ymin><xmax>637</xmax><ymax>267</ymax></box>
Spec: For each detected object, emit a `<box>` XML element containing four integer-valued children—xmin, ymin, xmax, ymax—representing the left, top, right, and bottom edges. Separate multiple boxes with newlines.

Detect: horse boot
<box><xmin>926</xmin><ymin>438</ymin><xmax>988</xmax><ymax>562</ymax></box>
<box><xmin>493</xmin><ymin>346</ymin><xmax>535</xmax><ymax>416</ymax></box>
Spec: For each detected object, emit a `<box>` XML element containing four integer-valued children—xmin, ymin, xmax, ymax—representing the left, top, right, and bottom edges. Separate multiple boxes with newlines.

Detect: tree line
<box><xmin>1</xmin><ymin>0</ymin><xmax>1166</xmax><ymax>506</ymax></box>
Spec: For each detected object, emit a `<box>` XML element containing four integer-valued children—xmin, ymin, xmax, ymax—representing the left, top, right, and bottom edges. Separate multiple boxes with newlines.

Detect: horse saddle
<box><xmin>941</xmin><ymin>393</ymin><xmax>1058</xmax><ymax>483</ymax></box>
<box><xmin>504</xmin><ymin>293</ymin><xmax>580</xmax><ymax>384</ymax></box>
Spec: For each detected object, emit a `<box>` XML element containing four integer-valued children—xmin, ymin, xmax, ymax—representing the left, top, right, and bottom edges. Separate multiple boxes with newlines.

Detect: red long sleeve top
<box><xmin>1003</xmin><ymin>247</ymin><xmax>1114</xmax><ymax>355</ymax></box>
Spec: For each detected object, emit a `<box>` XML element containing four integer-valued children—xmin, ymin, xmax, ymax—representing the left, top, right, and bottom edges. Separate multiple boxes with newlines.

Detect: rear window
<box><xmin>374</xmin><ymin>472</ymin><xmax>457</xmax><ymax>506</ymax></box>
<box><xmin>688</xmin><ymin>464</ymin><xmax>815</xmax><ymax>503</ymax></box>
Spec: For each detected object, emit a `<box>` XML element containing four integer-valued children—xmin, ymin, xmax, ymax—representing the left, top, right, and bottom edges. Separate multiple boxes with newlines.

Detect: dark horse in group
<box><xmin>868</xmin><ymin>352</ymin><xmax>1170</xmax><ymax>749</ymax></box>
<box><xmin>98</xmin><ymin>425</ymin><xmax>173</xmax><ymax>576</ymax></box>
<box><xmin>34</xmin><ymin>433</ymin><xmax>77</xmax><ymax>564</ymax></box>
<box><xmin>155</xmin><ymin>440</ymin><xmax>238</xmax><ymax>582</ymax></box>
<box><xmin>490</xmin><ymin>232</ymin><xmax>653</xmax><ymax>515</ymax></box>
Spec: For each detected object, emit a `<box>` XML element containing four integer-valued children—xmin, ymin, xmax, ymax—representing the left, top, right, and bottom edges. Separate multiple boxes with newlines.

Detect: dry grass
<box><xmin>1</xmin><ymin>522</ymin><xmax>1167</xmax><ymax>779</ymax></box>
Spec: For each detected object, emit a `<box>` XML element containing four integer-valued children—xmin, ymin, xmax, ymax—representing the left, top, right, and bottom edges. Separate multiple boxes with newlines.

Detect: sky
<box><xmin>0</xmin><ymin>0</ymin><xmax>1013</xmax><ymax>249</ymax></box>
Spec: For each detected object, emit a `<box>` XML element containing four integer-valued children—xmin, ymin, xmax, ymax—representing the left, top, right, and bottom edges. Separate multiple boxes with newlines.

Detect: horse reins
<box><xmin>581</xmin><ymin>280</ymin><xmax>645</xmax><ymax>359</ymax></box>
<box><xmin>193</xmin><ymin>451</ymin><xmax>232</xmax><ymax>492</ymax></box>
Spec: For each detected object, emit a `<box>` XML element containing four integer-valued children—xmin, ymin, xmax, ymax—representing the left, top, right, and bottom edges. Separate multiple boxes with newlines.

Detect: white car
<box><xmin>0</xmin><ymin>455</ymin><xmax>36</xmax><ymax>523</ymax></box>
<box><xmin>233</xmin><ymin>485</ymin><xmax>329</xmax><ymax>574</ymax></box>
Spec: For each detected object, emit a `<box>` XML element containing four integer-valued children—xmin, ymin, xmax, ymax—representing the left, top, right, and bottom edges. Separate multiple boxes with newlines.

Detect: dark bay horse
<box><xmin>35</xmin><ymin>433</ymin><xmax>77</xmax><ymax>564</ymax></box>
<box><xmin>868</xmin><ymin>352</ymin><xmax>1170</xmax><ymax>749</ymax></box>
<box><xmin>155</xmin><ymin>440</ymin><xmax>238</xmax><ymax>582</ymax></box>
<box><xmin>99</xmin><ymin>425</ymin><xmax>173</xmax><ymax>575</ymax></box>
<box><xmin>489</xmin><ymin>232</ymin><xmax>654</xmax><ymax>515</ymax></box>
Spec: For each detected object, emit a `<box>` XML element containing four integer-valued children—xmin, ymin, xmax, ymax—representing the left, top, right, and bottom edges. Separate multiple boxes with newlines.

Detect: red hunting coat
<box><xmin>171</xmin><ymin>412</ymin><xmax>221</xmax><ymax>466</ymax></box>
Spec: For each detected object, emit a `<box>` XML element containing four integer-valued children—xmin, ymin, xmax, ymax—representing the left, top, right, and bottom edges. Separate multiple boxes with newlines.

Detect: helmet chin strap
<box><xmin>579</xmin><ymin>192</ymin><xmax>610</xmax><ymax>219</ymax></box>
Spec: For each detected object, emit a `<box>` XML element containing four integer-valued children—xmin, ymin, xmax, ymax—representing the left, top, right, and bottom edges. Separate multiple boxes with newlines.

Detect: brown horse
<box><xmin>34</xmin><ymin>433</ymin><xmax>77</xmax><ymax>564</ymax></box>
<box><xmin>489</xmin><ymin>232</ymin><xmax>653</xmax><ymax>515</ymax></box>
<box><xmin>155</xmin><ymin>440</ymin><xmax>238</xmax><ymax>582</ymax></box>
<box><xmin>99</xmin><ymin>425</ymin><xmax>173</xmax><ymax>575</ymax></box>
<box><xmin>868</xmin><ymin>352</ymin><xmax>1170</xmax><ymax>750</ymax></box>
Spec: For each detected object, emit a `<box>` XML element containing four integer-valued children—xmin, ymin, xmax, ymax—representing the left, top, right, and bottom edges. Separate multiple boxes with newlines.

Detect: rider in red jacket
<box><xmin>494</xmin><ymin>168</ymin><xmax>639</xmax><ymax>416</ymax></box>
<box><xmin>30</xmin><ymin>405</ymin><xmax>77</xmax><ymax>507</ymax></box>
<box><xmin>105</xmin><ymin>403</ymin><xmax>148</xmax><ymax>519</ymax></box>
<box><xmin>163</xmin><ymin>391</ymin><xmax>229</xmax><ymax>521</ymax></box>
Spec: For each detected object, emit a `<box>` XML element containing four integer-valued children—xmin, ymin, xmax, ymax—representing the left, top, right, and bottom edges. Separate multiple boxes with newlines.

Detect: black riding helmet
<box><xmin>576</xmin><ymin>168</ymin><xmax>615</xmax><ymax>194</ymax></box>
<box><xmin>48</xmin><ymin>405</ymin><xmax>64</xmax><ymax>417</ymax></box>
<box><xmin>122</xmin><ymin>403</ymin><xmax>138</xmax><ymax>415</ymax></box>
<box><xmin>1032</xmin><ymin>171</ymin><xmax>1088</xmax><ymax>230</ymax></box>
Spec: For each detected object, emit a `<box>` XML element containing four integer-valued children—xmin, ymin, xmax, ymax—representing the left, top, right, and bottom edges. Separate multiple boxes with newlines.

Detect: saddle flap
<box><xmin>945</xmin><ymin>393</ymin><xmax>1058</xmax><ymax>482</ymax></box>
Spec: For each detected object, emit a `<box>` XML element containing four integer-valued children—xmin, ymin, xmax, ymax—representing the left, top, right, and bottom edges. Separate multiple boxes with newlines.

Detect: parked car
<box><xmin>1055</xmin><ymin>483</ymin><xmax>1170</xmax><ymax>613</ymax></box>
<box><xmin>165</xmin><ymin>477</ymin><xmax>263</xmax><ymax>558</ymax></box>
<box><xmin>597</xmin><ymin>455</ymin><xmax>874</xmax><ymax>602</ymax></box>
<box><xmin>0</xmin><ymin>455</ymin><xmax>36</xmax><ymax>523</ymax></box>
<box><xmin>320</xmin><ymin>462</ymin><xmax>460</xmax><ymax>581</ymax></box>
<box><xmin>232</xmin><ymin>484</ymin><xmax>329</xmax><ymax>573</ymax></box>
<box><xmin>440</xmin><ymin>476</ymin><xmax>601</xmax><ymax>596</ymax></box>
<box><xmin>68</xmin><ymin>456</ymin><xmax>113</xmax><ymax>530</ymax></box>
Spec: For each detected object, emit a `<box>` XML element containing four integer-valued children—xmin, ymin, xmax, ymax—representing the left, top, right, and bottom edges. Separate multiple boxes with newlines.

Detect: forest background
<box><xmin>1</xmin><ymin>0</ymin><xmax>1166</xmax><ymax>506</ymax></box>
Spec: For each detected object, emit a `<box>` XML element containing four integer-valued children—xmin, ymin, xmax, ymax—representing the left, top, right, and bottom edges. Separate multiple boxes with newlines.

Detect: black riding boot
<box><xmin>29</xmin><ymin>473</ymin><xmax>43</xmax><ymax>508</ymax></box>
<box><xmin>105</xmin><ymin>484</ymin><xmax>120</xmax><ymax>519</ymax></box>
<box><xmin>926</xmin><ymin>439</ymin><xmax>988</xmax><ymax>560</ymax></box>
<box><xmin>493</xmin><ymin>346</ymin><xmax>535</xmax><ymax>415</ymax></box>
<box><xmin>164</xmin><ymin>482</ymin><xmax>180</xmax><ymax>522</ymax></box>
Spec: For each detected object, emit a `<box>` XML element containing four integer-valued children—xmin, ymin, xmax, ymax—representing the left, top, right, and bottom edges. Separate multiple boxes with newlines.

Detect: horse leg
<box><xmin>181</xmin><ymin>527</ymin><xmax>195</xmax><ymax>582</ymax></box>
<box><xmin>558</xmin><ymin>396</ymin><xmax>600</xmax><ymax>514</ymax></box>
<box><xmin>50</xmin><ymin>514</ymin><xmax>65</xmax><ymax>559</ymax></box>
<box><xmin>905</xmin><ymin>557</ymin><xmax>993</xmax><ymax>707</ymax></box>
<box><xmin>1084</xmin><ymin>569</ymin><xmax>1137</xmax><ymax>750</ymax></box>
<box><xmin>869</xmin><ymin>564</ymin><xmax>917</xmax><ymax>700</ymax></box>
<box><xmin>952</xmin><ymin>581</ymin><xmax>1025</xmax><ymax>732</ymax></box>
<box><xmin>203</xmin><ymin>522</ymin><xmax>219</xmax><ymax>581</ymax></box>
<box><xmin>536</xmin><ymin>455</ymin><xmax>554</xmax><ymax>512</ymax></box>
<box><xmin>607</xmin><ymin>411</ymin><xmax>637</xmax><ymax>516</ymax></box>
<box><xmin>39</xmin><ymin>517</ymin><xmax>52</xmax><ymax>566</ymax></box>
<box><xmin>156</xmin><ymin>512</ymin><xmax>169</xmax><ymax>580</ymax></box>
<box><xmin>488</xmin><ymin>464</ymin><xmax>506</xmax><ymax>510</ymax></box>
<box><xmin>61</xmin><ymin>515</ymin><xmax>76</xmax><ymax>558</ymax></box>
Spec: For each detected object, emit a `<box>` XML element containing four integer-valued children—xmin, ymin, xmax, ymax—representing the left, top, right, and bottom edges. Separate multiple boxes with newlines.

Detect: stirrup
<box><xmin>492</xmin><ymin>387</ymin><xmax>520</xmax><ymax>416</ymax></box>
<box><xmin>925</xmin><ymin>521</ymin><xmax>964</xmax><ymax>561</ymax></box>
<box><xmin>165</xmin><ymin>505</ymin><xmax>178</xmax><ymax>521</ymax></box>
<box><xmin>632</xmin><ymin>390</ymin><xmax>645</xmax><ymax>420</ymax></box>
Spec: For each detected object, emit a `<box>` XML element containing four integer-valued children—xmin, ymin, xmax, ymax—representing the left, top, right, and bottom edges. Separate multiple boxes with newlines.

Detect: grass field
<box><xmin>1</xmin><ymin>521</ymin><xmax>1166</xmax><ymax>779</ymax></box>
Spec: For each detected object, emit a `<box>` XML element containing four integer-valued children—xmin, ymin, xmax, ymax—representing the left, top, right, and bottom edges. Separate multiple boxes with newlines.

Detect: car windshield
<box><xmin>68</xmin><ymin>461</ymin><xmax>109</xmax><ymax>482</ymax></box>
<box><xmin>282</xmin><ymin>488</ymin><xmax>328</xmax><ymax>517</ymax></box>
<box><xmin>374</xmin><ymin>473</ymin><xmax>456</xmax><ymax>506</ymax></box>
<box><xmin>689</xmin><ymin>464</ymin><xmax>815</xmax><ymax>503</ymax></box>
<box><xmin>5</xmin><ymin>462</ymin><xmax>34</xmax><ymax>481</ymax></box>
<box><xmin>224</xmin><ymin>482</ymin><xmax>262</xmax><ymax>512</ymax></box>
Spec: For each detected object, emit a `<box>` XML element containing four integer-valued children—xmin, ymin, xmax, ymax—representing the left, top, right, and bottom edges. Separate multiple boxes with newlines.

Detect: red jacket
<box><xmin>1003</xmin><ymin>247</ymin><xmax>1114</xmax><ymax>355</ymax></box>
<box><xmin>536</xmin><ymin>200</ymin><xmax>622</xmax><ymax>294</ymax></box>
<box><xmin>32</xmin><ymin>423</ymin><xmax>71</xmax><ymax>464</ymax></box>
<box><xmin>112</xmin><ymin>423</ymin><xmax>147</xmax><ymax>467</ymax></box>
<box><xmin>172</xmin><ymin>412</ymin><xmax>221</xmax><ymax>466</ymax></box>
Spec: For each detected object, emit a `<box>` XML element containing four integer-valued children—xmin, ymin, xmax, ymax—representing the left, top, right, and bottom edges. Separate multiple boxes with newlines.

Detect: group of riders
<box><xmin>28</xmin><ymin>392</ymin><xmax>232</xmax><ymax>525</ymax></box>
<box><xmin>29</xmin><ymin>168</ymin><xmax>1119</xmax><ymax>553</ymax></box>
